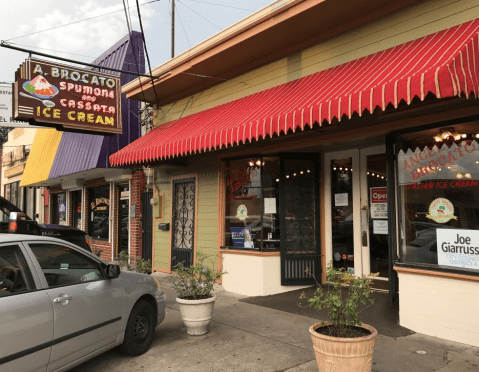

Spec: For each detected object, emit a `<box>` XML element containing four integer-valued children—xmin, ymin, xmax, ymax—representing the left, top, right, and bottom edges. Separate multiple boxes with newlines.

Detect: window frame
<box><xmin>71</xmin><ymin>189</ymin><xmax>83</xmax><ymax>230</ymax></box>
<box><xmin>88</xmin><ymin>185</ymin><xmax>111</xmax><ymax>241</ymax></box>
<box><xmin>26</xmin><ymin>242</ymin><xmax>107</xmax><ymax>289</ymax></box>
<box><xmin>222</xmin><ymin>154</ymin><xmax>280</xmax><ymax>252</ymax></box>
<box><xmin>0</xmin><ymin>243</ymin><xmax>37</xmax><ymax>297</ymax></box>
<box><xmin>51</xmin><ymin>191</ymin><xmax>67</xmax><ymax>225</ymax></box>
<box><xmin>391</xmin><ymin>116</ymin><xmax>479</xmax><ymax>278</ymax></box>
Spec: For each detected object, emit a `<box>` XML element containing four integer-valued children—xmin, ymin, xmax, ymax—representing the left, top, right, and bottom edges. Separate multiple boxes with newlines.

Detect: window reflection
<box><xmin>330</xmin><ymin>158</ymin><xmax>354</xmax><ymax>272</ymax></box>
<box><xmin>224</xmin><ymin>157</ymin><xmax>280</xmax><ymax>250</ymax></box>
<box><xmin>398</xmin><ymin>134</ymin><xmax>479</xmax><ymax>267</ymax></box>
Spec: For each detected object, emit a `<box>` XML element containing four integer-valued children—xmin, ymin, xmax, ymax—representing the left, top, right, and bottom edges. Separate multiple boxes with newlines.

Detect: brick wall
<box><xmin>83</xmin><ymin>173</ymin><xmax>145</xmax><ymax>263</ymax></box>
<box><xmin>44</xmin><ymin>188</ymin><xmax>49</xmax><ymax>224</ymax></box>
<box><xmin>130</xmin><ymin>170</ymin><xmax>145</xmax><ymax>262</ymax></box>
<box><xmin>38</xmin><ymin>173</ymin><xmax>145</xmax><ymax>264</ymax></box>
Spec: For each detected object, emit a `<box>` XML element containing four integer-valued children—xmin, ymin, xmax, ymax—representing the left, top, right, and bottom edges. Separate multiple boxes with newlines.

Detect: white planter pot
<box><xmin>176</xmin><ymin>295</ymin><xmax>216</xmax><ymax>335</ymax></box>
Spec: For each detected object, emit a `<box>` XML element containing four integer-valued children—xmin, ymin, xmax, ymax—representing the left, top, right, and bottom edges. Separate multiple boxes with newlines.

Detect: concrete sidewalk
<box><xmin>72</xmin><ymin>273</ymin><xmax>479</xmax><ymax>372</ymax></box>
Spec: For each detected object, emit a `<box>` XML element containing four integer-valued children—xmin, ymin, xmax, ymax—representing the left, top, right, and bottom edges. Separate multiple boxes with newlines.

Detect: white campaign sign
<box><xmin>436</xmin><ymin>229</ymin><xmax>479</xmax><ymax>270</ymax></box>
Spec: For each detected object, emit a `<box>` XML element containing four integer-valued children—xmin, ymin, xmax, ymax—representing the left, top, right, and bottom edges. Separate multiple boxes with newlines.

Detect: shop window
<box><xmin>2</xmin><ymin>182</ymin><xmax>31</xmax><ymax>221</ymax></box>
<box><xmin>224</xmin><ymin>156</ymin><xmax>280</xmax><ymax>250</ymax></box>
<box><xmin>25</xmin><ymin>187</ymin><xmax>36</xmax><ymax>220</ymax></box>
<box><xmin>88</xmin><ymin>186</ymin><xmax>110</xmax><ymax>240</ymax></box>
<box><xmin>72</xmin><ymin>190</ymin><xmax>82</xmax><ymax>230</ymax></box>
<box><xmin>397</xmin><ymin>125</ymin><xmax>479</xmax><ymax>272</ymax></box>
<box><xmin>51</xmin><ymin>192</ymin><xmax>67</xmax><ymax>225</ymax></box>
<box><xmin>330</xmin><ymin>158</ymin><xmax>354</xmax><ymax>271</ymax></box>
<box><xmin>5</xmin><ymin>181</ymin><xmax>19</xmax><ymax>207</ymax></box>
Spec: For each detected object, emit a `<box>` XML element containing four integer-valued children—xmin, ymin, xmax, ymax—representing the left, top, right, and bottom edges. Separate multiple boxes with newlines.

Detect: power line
<box><xmin>156</xmin><ymin>95</ymin><xmax>194</xmax><ymax>130</ymax></box>
<box><xmin>8</xmin><ymin>42</ymin><xmax>98</xmax><ymax>59</ymax></box>
<box><xmin>123</xmin><ymin>0</ymin><xmax>148</xmax><ymax>104</ymax></box>
<box><xmin>5</xmin><ymin>0</ymin><xmax>161</xmax><ymax>42</ymax></box>
<box><xmin>177</xmin><ymin>0</ymin><xmax>222</xmax><ymax>30</ymax></box>
<box><xmin>186</xmin><ymin>0</ymin><xmax>254</xmax><ymax>12</ymax></box>
<box><xmin>136</xmin><ymin>0</ymin><xmax>160</xmax><ymax>105</ymax></box>
<box><xmin>175</xmin><ymin>2</ymin><xmax>192</xmax><ymax>49</ymax></box>
<box><xmin>180</xmin><ymin>71</ymin><xmax>247</xmax><ymax>85</ymax></box>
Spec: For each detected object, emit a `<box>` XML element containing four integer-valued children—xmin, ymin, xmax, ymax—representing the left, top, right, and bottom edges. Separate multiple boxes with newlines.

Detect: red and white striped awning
<box><xmin>110</xmin><ymin>19</ymin><xmax>479</xmax><ymax>167</ymax></box>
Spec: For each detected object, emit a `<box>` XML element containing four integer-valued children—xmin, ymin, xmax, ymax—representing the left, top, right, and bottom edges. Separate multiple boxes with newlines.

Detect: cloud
<box><xmin>21</xmin><ymin>1</ymin><xmax>155</xmax><ymax>61</ymax></box>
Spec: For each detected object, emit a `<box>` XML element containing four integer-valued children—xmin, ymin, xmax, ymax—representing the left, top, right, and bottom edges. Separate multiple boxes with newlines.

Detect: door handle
<box><xmin>53</xmin><ymin>295</ymin><xmax>72</xmax><ymax>303</ymax></box>
<box><xmin>361</xmin><ymin>207</ymin><xmax>369</xmax><ymax>247</ymax></box>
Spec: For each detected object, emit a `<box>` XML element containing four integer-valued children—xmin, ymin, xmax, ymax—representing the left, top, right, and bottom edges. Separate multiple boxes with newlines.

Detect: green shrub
<box><xmin>301</xmin><ymin>262</ymin><xmax>377</xmax><ymax>337</ymax></box>
<box><xmin>171</xmin><ymin>252</ymin><xmax>226</xmax><ymax>300</ymax></box>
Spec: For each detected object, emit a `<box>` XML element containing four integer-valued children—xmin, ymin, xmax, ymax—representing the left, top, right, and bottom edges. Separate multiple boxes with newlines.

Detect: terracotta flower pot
<box><xmin>176</xmin><ymin>295</ymin><xmax>216</xmax><ymax>335</ymax></box>
<box><xmin>309</xmin><ymin>322</ymin><xmax>377</xmax><ymax>372</ymax></box>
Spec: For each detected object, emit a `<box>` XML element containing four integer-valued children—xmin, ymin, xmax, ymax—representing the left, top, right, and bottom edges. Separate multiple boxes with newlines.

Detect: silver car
<box><xmin>0</xmin><ymin>234</ymin><xmax>166</xmax><ymax>372</ymax></box>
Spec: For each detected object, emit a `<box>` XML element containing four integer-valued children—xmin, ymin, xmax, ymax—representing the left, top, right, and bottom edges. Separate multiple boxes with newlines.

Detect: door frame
<box><xmin>359</xmin><ymin>145</ymin><xmax>386</xmax><ymax>277</ymax></box>
<box><xmin>117</xmin><ymin>183</ymin><xmax>130</xmax><ymax>257</ymax></box>
<box><xmin>324</xmin><ymin>145</ymin><xmax>386</xmax><ymax>278</ymax></box>
<box><xmin>279</xmin><ymin>153</ymin><xmax>321</xmax><ymax>285</ymax></box>
<box><xmin>170</xmin><ymin>175</ymin><xmax>198</xmax><ymax>270</ymax></box>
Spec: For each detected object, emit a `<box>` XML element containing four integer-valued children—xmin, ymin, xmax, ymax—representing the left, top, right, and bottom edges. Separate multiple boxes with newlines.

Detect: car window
<box><xmin>29</xmin><ymin>243</ymin><xmax>105</xmax><ymax>288</ymax></box>
<box><xmin>0</xmin><ymin>244</ymin><xmax>34</xmax><ymax>297</ymax></box>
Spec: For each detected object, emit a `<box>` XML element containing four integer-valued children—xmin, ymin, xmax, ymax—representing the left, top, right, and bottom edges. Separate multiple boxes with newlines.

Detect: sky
<box><xmin>0</xmin><ymin>0</ymin><xmax>275</xmax><ymax>83</ymax></box>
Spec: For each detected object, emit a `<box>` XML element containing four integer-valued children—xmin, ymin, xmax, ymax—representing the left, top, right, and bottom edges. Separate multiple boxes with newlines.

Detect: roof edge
<box><xmin>122</xmin><ymin>0</ymin><xmax>306</xmax><ymax>95</ymax></box>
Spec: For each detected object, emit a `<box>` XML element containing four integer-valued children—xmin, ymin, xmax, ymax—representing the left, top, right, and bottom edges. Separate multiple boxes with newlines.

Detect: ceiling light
<box><xmin>434</xmin><ymin>127</ymin><xmax>464</xmax><ymax>142</ymax></box>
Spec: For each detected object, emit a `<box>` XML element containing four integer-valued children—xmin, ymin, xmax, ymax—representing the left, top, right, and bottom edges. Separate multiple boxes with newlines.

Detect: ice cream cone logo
<box><xmin>236</xmin><ymin>204</ymin><xmax>248</xmax><ymax>221</ymax></box>
<box><xmin>426</xmin><ymin>198</ymin><xmax>457</xmax><ymax>224</ymax></box>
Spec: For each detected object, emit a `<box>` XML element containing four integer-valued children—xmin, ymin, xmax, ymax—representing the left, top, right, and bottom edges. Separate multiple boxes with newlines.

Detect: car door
<box><xmin>0</xmin><ymin>243</ymin><xmax>53</xmax><ymax>372</ymax></box>
<box><xmin>25</xmin><ymin>241</ymin><xmax>124</xmax><ymax>371</ymax></box>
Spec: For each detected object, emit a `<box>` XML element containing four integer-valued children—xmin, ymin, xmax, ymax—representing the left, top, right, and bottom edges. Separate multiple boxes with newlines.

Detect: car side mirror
<box><xmin>105</xmin><ymin>264</ymin><xmax>121</xmax><ymax>279</ymax></box>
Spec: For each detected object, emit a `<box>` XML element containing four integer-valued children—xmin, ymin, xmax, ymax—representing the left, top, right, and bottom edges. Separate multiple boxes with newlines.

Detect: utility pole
<box><xmin>171</xmin><ymin>0</ymin><xmax>175</xmax><ymax>58</ymax></box>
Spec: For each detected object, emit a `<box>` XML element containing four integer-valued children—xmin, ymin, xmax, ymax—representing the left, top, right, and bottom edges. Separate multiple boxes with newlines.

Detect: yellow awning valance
<box><xmin>20</xmin><ymin>129</ymin><xmax>63</xmax><ymax>187</ymax></box>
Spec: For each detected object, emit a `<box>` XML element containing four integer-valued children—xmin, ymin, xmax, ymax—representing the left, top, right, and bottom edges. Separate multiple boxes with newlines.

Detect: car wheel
<box><xmin>118</xmin><ymin>300</ymin><xmax>156</xmax><ymax>356</ymax></box>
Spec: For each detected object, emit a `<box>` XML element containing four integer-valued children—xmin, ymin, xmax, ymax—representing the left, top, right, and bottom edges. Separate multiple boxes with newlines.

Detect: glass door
<box><xmin>325</xmin><ymin>146</ymin><xmax>388</xmax><ymax>281</ymax></box>
<box><xmin>118</xmin><ymin>185</ymin><xmax>129</xmax><ymax>255</ymax></box>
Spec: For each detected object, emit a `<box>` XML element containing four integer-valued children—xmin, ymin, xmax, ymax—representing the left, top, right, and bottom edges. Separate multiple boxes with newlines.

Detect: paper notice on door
<box><xmin>373</xmin><ymin>220</ymin><xmax>388</xmax><ymax>235</ymax></box>
<box><xmin>335</xmin><ymin>193</ymin><xmax>348</xmax><ymax>207</ymax></box>
<box><xmin>370</xmin><ymin>187</ymin><xmax>387</xmax><ymax>219</ymax></box>
<box><xmin>264</xmin><ymin>198</ymin><xmax>277</xmax><ymax>214</ymax></box>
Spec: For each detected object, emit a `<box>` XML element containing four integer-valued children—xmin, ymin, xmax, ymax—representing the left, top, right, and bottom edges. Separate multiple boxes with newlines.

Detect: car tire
<box><xmin>118</xmin><ymin>300</ymin><xmax>156</xmax><ymax>356</ymax></box>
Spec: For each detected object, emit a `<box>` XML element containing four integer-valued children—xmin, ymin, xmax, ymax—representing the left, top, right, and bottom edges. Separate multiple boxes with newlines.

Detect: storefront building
<box><xmin>111</xmin><ymin>0</ymin><xmax>479</xmax><ymax>346</ymax></box>
<box><xmin>21</xmin><ymin>32</ymin><xmax>151</xmax><ymax>262</ymax></box>
<box><xmin>1</xmin><ymin>127</ymin><xmax>44</xmax><ymax>221</ymax></box>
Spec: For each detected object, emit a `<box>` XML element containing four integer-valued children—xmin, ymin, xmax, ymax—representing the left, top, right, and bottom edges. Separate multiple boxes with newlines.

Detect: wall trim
<box><xmin>220</xmin><ymin>249</ymin><xmax>280</xmax><ymax>257</ymax></box>
<box><xmin>394</xmin><ymin>265</ymin><xmax>479</xmax><ymax>283</ymax></box>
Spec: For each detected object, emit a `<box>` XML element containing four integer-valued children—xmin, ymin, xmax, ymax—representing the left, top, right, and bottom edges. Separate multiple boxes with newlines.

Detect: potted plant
<box><xmin>114</xmin><ymin>252</ymin><xmax>152</xmax><ymax>274</ymax></box>
<box><xmin>301</xmin><ymin>262</ymin><xmax>378</xmax><ymax>372</ymax></box>
<box><xmin>172</xmin><ymin>252</ymin><xmax>226</xmax><ymax>335</ymax></box>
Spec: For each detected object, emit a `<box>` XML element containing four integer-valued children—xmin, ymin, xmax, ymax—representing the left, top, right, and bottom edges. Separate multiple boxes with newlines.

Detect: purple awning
<box><xmin>48</xmin><ymin>31</ymin><xmax>144</xmax><ymax>179</ymax></box>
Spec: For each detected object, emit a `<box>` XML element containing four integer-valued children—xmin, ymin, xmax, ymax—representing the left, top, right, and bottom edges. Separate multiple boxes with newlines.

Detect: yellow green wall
<box><xmin>154</xmin><ymin>0</ymin><xmax>479</xmax><ymax>126</ymax></box>
<box><xmin>152</xmin><ymin>153</ymin><xmax>218</xmax><ymax>271</ymax></box>
<box><xmin>150</xmin><ymin>0</ymin><xmax>479</xmax><ymax>271</ymax></box>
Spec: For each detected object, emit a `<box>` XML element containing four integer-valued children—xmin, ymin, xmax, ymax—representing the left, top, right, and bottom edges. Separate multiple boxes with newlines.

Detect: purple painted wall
<box><xmin>49</xmin><ymin>31</ymin><xmax>144</xmax><ymax>179</ymax></box>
